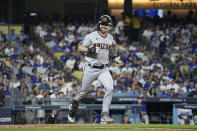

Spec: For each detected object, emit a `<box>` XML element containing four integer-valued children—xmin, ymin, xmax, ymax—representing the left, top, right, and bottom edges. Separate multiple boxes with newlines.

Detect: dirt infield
<box><xmin>0</xmin><ymin>124</ymin><xmax>196</xmax><ymax>131</ymax></box>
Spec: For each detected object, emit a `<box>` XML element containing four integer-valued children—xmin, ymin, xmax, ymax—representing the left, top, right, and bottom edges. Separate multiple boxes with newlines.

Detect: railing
<box><xmin>0</xmin><ymin>103</ymin><xmax>141</xmax><ymax>124</ymax></box>
<box><xmin>1</xmin><ymin>97</ymin><xmax>197</xmax><ymax>124</ymax></box>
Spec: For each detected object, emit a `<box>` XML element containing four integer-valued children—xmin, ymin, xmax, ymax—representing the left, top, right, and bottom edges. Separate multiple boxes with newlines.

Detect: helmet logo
<box><xmin>103</xmin><ymin>17</ymin><xmax>108</xmax><ymax>22</ymax></box>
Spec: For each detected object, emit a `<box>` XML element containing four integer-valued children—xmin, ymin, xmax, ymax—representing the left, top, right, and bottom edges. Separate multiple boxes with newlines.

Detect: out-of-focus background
<box><xmin>0</xmin><ymin>0</ymin><xmax>197</xmax><ymax>125</ymax></box>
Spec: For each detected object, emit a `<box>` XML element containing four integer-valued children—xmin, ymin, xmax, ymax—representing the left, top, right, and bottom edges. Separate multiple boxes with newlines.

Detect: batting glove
<box><xmin>114</xmin><ymin>56</ymin><xmax>124</xmax><ymax>65</ymax></box>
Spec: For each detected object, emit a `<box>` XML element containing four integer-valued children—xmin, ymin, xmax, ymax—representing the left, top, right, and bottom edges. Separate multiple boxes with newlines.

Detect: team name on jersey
<box><xmin>93</xmin><ymin>43</ymin><xmax>112</xmax><ymax>49</ymax></box>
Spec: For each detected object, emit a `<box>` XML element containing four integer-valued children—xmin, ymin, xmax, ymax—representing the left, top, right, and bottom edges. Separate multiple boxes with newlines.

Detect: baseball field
<box><xmin>0</xmin><ymin>124</ymin><xmax>197</xmax><ymax>131</ymax></box>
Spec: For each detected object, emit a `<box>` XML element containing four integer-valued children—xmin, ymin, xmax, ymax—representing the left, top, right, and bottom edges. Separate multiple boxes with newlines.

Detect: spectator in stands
<box><xmin>4</xmin><ymin>44</ymin><xmax>14</xmax><ymax>57</ymax></box>
<box><xmin>36</xmin><ymin>88</ymin><xmax>44</xmax><ymax>99</ymax></box>
<box><xmin>7</xmin><ymin>29</ymin><xmax>17</xmax><ymax>41</ymax></box>
<box><xmin>77</xmin><ymin>23</ymin><xmax>88</xmax><ymax>36</ymax></box>
<box><xmin>39</xmin><ymin>79</ymin><xmax>50</xmax><ymax>90</ymax></box>
<box><xmin>150</xmin><ymin>59</ymin><xmax>163</xmax><ymax>71</ymax></box>
<box><xmin>36</xmin><ymin>51</ymin><xmax>45</xmax><ymax>66</ymax></box>
<box><xmin>50</xmin><ymin>87</ymin><xmax>59</xmax><ymax>99</ymax></box>
<box><xmin>11</xmin><ymin>76</ymin><xmax>21</xmax><ymax>88</ymax></box>
<box><xmin>39</xmin><ymin>25</ymin><xmax>47</xmax><ymax>38</ymax></box>
<box><xmin>44</xmin><ymin>31</ymin><xmax>54</xmax><ymax>42</ymax></box>
<box><xmin>178</xmin><ymin>81</ymin><xmax>187</xmax><ymax>93</ymax></box>
<box><xmin>13</xmin><ymin>37</ymin><xmax>20</xmax><ymax>48</ymax></box>
<box><xmin>129</xmin><ymin>11</ymin><xmax>142</xmax><ymax>41</ymax></box>
<box><xmin>161</xmin><ymin>89</ymin><xmax>170</xmax><ymax>98</ymax></box>
<box><xmin>147</xmin><ymin>87</ymin><xmax>157</xmax><ymax>98</ymax></box>
<box><xmin>36</xmin><ymin>23</ymin><xmax>43</xmax><ymax>35</ymax></box>
<box><xmin>115</xmin><ymin>14</ymin><xmax>125</xmax><ymax>36</ymax></box>
<box><xmin>0</xmin><ymin>31</ymin><xmax>6</xmax><ymax>43</ymax></box>
<box><xmin>16</xmin><ymin>41</ymin><xmax>24</xmax><ymax>55</ymax></box>
<box><xmin>59</xmin><ymin>50</ymin><xmax>68</xmax><ymax>62</ymax></box>
<box><xmin>25</xmin><ymin>91</ymin><xmax>35</xmax><ymax>105</ymax></box>
<box><xmin>121</xmin><ymin>62</ymin><xmax>133</xmax><ymax>74</ymax></box>
<box><xmin>127</xmin><ymin>85</ymin><xmax>140</xmax><ymax>97</ymax></box>
<box><xmin>87</xmin><ymin>23</ymin><xmax>95</xmax><ymax>33</ymax></box>
<box><xmin>66</xmin><ymin>22</ymin><xmax>76</xmax><ymax>32</ymax></box>
<box><xmin>52</xmin><ymin>41</ymin><xmax>62</xmax><ymax>53</ymax></box>
<box><xmin>18</xmin><ymin>30</ymin><xmax>27</xmax><ymax>41</ymax></box>
<box><xmin>51</xmin><ymin>28</ymin><xmax>58</xmax><ymax>38</ymax></box>
<box><xmin>48</xmin><ymin>37</ymin><xmax>56</xmax><ymax>48</ymax></box>
<box><xmin>169</xmin><ymin>88</ymin><xmax>177</xmax><ymax>97</ymax></box>
<box><xmin>65</xmin><ymin>31</ymin><xmax>75</xmax><ymax>44</ymax></box>
<box><xmin>65</xmin><ymin>54</ymin><xmax>76</xmax><ymax>70</ymax></box>
<box><xmin>186</xmin><ymin>80</ymin><xmax>196</xmax><ymax>92</ymax></box>
<box><xmin>176</xmin><ymin>88</ymin><xmax>185</xmax><ymax>98</ymax></box>
<box><xmin>141</xmin><ymin>88</ymin><xmax>149</xmax><ymax>98</ymax></box>
<box><xmin>24</xmin><ymin>75</ymin><xmax>33</xmax><ymax>92</ymax></box>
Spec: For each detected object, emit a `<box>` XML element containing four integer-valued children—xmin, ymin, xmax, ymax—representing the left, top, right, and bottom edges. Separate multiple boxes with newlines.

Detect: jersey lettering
<box><xmin>93</xmin><ymin>43</ymin><xmax>112</xmax><ymax>49</ymax></box>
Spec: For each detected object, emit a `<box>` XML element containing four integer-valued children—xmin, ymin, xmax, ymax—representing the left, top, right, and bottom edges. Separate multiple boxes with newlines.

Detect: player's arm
<box><xmin>109</xmin><ymin>47</ymin><xmax>117</xmax><ymax>60</ymax></box>
<box><xmin>77</xmin><ymin>44</ymin><xmax>88</xmax><ymax>52</ymax></box>
<box><xmin>77</xmin><ymin>44</ymin><xmax>99</xmax><ymax>53</ymax></box>
<box><xmin>77</xmin><ymin>34</ymin><xmax>99</xmax><ymax>53</ymax></box>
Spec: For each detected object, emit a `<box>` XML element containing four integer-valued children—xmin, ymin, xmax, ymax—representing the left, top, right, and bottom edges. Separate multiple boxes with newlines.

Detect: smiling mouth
<box><xmin>101</xmin><ymin>27</ymin><xmax>107</xmax><ymax>30</ymax></box>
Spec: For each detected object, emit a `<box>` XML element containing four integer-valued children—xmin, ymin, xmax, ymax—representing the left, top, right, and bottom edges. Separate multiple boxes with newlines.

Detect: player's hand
<box><xmin>114</xmin><ymin>56</ymin><xmax>124</xmax><ymax>65</ymax></box>
<box><xmin>88</xmin><ymin>47</ymin><xmax>100</xmax><ymax>53</ymax></box>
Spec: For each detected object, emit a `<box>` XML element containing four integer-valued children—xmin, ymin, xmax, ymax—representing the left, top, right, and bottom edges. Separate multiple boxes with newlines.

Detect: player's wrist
<box><xmin>88</xmin><ymin>47</ymin><xmax>96</xmax><ymax>53</ymax></box>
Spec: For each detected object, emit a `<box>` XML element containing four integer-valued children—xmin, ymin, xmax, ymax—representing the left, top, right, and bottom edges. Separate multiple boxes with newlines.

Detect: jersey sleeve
<box><xmin>111</xmin><ymin>35</ymin><xmax>116</xmax><ymax>47</ymax></box>
<box><xmin>81</xmin><ymin>34</ymin><xmax>92</xmax><ymax>47</ymax></box>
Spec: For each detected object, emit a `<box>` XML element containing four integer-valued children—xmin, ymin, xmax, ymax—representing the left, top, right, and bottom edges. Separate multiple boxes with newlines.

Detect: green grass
<box><xmin>1</xmin><ymin>124</ymin><xmax>197</xmax><ymax>131</ymax></box>
<box><xmin>0</xmin><ymin>129</ymin><xmax>180</xmax><ymax>131</ymax></box>
<box><xmin>67</xmin><ymin>124</ymin><xmax>197</xmax><ymax>129</ymax></box>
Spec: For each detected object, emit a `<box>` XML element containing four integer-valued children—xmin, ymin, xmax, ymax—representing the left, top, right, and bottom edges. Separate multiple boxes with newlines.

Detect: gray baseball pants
<box><xmin>74</xmin><ymin>64</ymin><xmax>114</xmax><ymax>113</ymax></box>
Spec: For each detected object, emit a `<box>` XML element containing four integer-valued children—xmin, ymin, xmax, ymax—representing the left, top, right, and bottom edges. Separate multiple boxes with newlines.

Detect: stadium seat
<box><xmin>116</xmin><ymin>45</ymin><xmax>121</xmax><ymax>50</ymax></box>
<box><xmin>35</xmin><ymin>83</ymin><xmax>41</xmax><ymax>87</ymax></box>
<box><xmin>54</xmin><ymin>53</ymin><xmax>64</xmax><ymax>60</ymax></box>
<box><xmin>11</xmin><ymin>41</ymin><xmax>16</xmax><ymax>46</ymax></box>
<box><xmin>73</xmin><ymin>71</ymin><xmax>83</xmax><ymax>81</ymax></box>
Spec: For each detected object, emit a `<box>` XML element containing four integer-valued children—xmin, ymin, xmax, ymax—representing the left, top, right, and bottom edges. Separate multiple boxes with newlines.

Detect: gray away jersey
<box><xmin>81</xmin><ymin>31</ymin><xmax>114</xmax><ymax>66</ymax></box>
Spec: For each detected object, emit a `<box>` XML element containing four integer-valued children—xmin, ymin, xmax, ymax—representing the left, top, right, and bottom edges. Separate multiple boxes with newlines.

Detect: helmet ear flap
<box><xmin>97</xmin><ymin>22</ymin><xmax>101</xmax><ymax>30</ymax></box>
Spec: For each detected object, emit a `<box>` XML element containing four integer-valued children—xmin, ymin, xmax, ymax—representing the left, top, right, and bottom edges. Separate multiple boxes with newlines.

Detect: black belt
<box><xmin>88</xmin><ymin>64</ymin><xmax>108</xmax><ymax>69</ymax></box>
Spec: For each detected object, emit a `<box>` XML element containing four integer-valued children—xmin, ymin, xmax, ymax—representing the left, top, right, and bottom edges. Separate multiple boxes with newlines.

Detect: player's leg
<box><xmin>194</xmin><ymin>115</ymin><xmax>197</xmax><ymax>124</ymax></box>
<box><xmin>97</xmin><ymin>70</ymin><xmax>114</xmax><ymax>123</ymax></box>
<box><xmin>189</xmin><ymin>119</ymin><xmax>194</xmax><ymax>125</ymax></box>
<box><xmin>178</xmin><ymin>118</ymin><xmax>185</xmax><ymax>125</ymax></box>
<box><xmin>142</xmin><ymin>114</ymin><xmax>149</xmax><ymax>124</ymax></box>
<box><xmin>68</xmin><ymin>65</ymin><xmax>97</xmax><ymax>123</ymax></box>
<box><xmin>74</xmin><ymin>66</ymin><xmax>97</xmax><ymax>101</ymax></box>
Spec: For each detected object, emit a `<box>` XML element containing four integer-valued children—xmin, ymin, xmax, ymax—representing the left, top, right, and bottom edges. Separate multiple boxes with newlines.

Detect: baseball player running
<box><xmin>68</xmin><ymin>15</ymin><xmax>123</xmax><ymax>123</ymax></box>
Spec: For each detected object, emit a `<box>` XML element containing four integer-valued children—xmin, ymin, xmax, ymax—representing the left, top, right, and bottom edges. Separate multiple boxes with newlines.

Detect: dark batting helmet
<box><xmin>97</xmin><ymin>15</ymin><xmax>112</xmax><ymax>30</ymax></box>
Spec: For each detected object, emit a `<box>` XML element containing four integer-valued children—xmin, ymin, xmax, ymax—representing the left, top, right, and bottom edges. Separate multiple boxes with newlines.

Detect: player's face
<box><xmin>100</xmin><ymin>23</ymin><xmax>111</xmax><ymax>33</ymax></box>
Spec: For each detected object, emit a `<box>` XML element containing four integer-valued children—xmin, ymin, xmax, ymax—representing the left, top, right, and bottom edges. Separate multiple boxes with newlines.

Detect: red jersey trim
<box><xmin>97</xmin><ymin>31</ymin><xmax>108</xmax><ymax>38</ymax></box>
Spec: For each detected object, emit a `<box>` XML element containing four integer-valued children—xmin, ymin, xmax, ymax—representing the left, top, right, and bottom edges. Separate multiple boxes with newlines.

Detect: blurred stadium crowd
<box><xmin>1</xmin><ymin>11</ymin><xmax>197</xmax><ymax>124</ymax></box>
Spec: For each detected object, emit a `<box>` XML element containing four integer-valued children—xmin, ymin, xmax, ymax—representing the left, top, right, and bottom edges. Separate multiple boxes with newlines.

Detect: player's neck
<box><xmin>98</xmin><ymin>31</ymin><xmax>108</xmax><ymax>38</ymax></box>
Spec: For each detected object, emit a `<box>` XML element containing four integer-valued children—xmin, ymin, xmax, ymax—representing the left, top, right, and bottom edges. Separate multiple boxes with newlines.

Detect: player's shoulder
<box><xmin>107</xmin><ymin>33</ymin><xmax>113</xmax><ymax>41</ymax></box>
<box><xmin>84</xmin><ymin>31</ymin><xmax>97</xmax><ymax>39</ymax></box>
<box><xmin>108</xmin><ymin>33</ymin><xmax>113</xmax><ymax>39</ymax></box>
<box><xmin>87</xmin><ymin>31</ymin><xmax>97</xmax><ymax>36</ymax></box>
